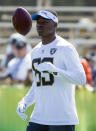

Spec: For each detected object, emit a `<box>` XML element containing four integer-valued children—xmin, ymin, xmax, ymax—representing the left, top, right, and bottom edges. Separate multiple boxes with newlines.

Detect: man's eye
<box><xmin>38</xmin><ymin>20</ymin><xmax>45</xmax><ymax>23</ymax></box>
<box><xmin>37</xmin><ymin>19</ymin><xmax>50</xmax><ymax>24</ymax></box>
<box><xmin>46</xmin><ymin>20</ymin><xmax>50</xmax><ymax>23</ymax></box>
<box><xmin>41</xmin><ymin>21</ymin><xmax>45</xmax><ymax>23</ymax></box>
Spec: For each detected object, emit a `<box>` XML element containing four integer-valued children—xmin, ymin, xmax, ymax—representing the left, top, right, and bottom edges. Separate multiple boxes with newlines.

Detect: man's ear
<box><xmin>54</xmin><ymin>23</ymin><xmax>58</xmax><ymax>28</ymax></box>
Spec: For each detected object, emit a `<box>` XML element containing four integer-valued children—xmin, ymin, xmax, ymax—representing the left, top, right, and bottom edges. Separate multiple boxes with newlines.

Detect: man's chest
<box><xmin>32</xmin><ymin>47</ymin><xmax>60</xmax><ymax>65</ymax></box>
<box><xmin>31</xmin><ymin>46</ymin><xmax>66</xmax><ymax>87</ymax></box>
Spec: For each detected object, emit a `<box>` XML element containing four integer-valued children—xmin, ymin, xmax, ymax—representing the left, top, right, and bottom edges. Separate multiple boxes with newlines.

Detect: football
<box><xmin>12</xmin><ymin>7</ymin><xmax>32</xmax><ymax>35</ymax></box>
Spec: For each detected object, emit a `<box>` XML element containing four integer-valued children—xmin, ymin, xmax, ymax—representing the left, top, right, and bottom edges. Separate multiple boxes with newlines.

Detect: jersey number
<box><xmin>32</xmin><ymin>57</ymin><xmax>54</xmax><ymax>86</ymax></box>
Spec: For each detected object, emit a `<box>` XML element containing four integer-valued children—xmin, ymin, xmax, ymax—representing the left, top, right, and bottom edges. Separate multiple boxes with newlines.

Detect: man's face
<box><xmin>12</xmin><ymin>44</ymin><xmax>18</xmax><ymax>56</ymax></box>
<box><xmin>36</xmin><ymin>16</ymin><xmax>56</xmax><ymax>37</ymax></box>
<box><xmin>14</xmin><ymin>47</ymin><xmax>26</xmax><ymax>58</ymax></box>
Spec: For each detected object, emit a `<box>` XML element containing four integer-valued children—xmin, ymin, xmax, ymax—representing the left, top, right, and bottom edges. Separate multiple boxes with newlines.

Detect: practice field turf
<box><xmin>0</xmin><ymin>85</ymin><xmax>96</xmax><ymax>131</ymax></box>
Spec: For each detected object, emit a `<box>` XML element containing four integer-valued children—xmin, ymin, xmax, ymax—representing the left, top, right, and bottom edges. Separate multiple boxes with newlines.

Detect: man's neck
<box><xmin>41</xmin><ymin>34</ymin><xmax>56</xmax><ymax>45</ymax></box>
<box><xmin>19</xmin><ymin>53</ymin><xmax>26</xmax><ymax>59</ymax></box>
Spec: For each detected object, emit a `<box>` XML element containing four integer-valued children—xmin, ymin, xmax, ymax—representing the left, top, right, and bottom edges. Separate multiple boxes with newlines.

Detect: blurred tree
<box><xmin>0</xmin><ymin>0</ymin><xmax>36</xmax><ymax>5</ymax></box>
<box><xmin>84</xmin><ymin>0</ymin><xmax>96</xmax><ymax>6</ymax></box>
<box><xmin>52</xmin><ymin>0</ymin><xmax>96</xmax><ymax>6</ymax></box>
<box><xmin>37</xmin><ymin>0</ymin><xmax>51</xmax><ymax>7</ymax></box>
<box><xmin>0</xmin><ymin>0</ymin><xmax>96</xmax><ymax>6</ymax></box>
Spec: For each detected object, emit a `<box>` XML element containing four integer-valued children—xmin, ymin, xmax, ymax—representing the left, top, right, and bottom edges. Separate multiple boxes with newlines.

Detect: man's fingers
<box><xmin>17</xmin><ymin>110</ymin><xmax>27</xmax><ymax>121</ymax></box>
<box><xmin>16</xmin><ymin>104</ymin><xmax>27</xmax><ymax>121</ymax></box>
<box><xmin>35</xmin><ymin>62</ymin><xmax>51</xmax><ymax>72</ymax></box>
<box><xmin>19</xmin><ymin>113</ymin><xmax>27</xmax><ymax>121</ymax></box>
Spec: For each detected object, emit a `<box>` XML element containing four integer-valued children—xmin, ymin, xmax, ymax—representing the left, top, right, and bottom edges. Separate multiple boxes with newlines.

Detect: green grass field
<box><xmin>0</xmin><ymin>85</ymin><xmax>96</xmax><ymax>131</ymax></box>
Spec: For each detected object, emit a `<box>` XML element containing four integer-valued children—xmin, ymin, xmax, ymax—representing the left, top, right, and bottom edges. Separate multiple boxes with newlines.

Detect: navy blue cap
<box><xmin>15</xmin><ymin>42</ymin><xmax>26</xmax><ymax>49</ymax></box>
<box><xmin>32</xmin><ymin>14</ymin><xmax>39</xmax><ymax>20</ymax></box>
<box><xmin>31</xmin><ymin>10</ymin><xmax>58</xmax><ymax>23</ymax></box>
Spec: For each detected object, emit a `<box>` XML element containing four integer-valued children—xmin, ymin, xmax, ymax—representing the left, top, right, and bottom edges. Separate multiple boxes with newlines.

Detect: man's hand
<box><xmin>16</xmin><ymin>103</ymin><xmax>27</xmax><ymax>121</ymax></box>
<box><xmin>35</xmin><ymin>62</ymin><xmax>58</xmax><ymax>74</ymax></box>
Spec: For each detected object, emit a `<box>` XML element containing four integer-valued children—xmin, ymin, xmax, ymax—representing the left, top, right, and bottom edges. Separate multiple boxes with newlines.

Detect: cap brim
<box><xmin>32</xmin><ymin>14</ymin><xmax>39</xmax><ymax>20</ymax></box>
<box><xmin>15</xmin><ymin>45</ymin><xmax>25</xmax><ymax>49</ymax></box>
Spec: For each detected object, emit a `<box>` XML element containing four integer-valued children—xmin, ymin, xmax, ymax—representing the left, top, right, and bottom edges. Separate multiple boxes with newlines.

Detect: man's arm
<box><xmin>0</xmin><ymin>75</ymin><xmax>24</xmax><ymax>85</ymax></box>
<box><xmin>18</xmin><ymin>81</ymin><xmax>35</xmax><ymax>107</ymax></box>
<box><xmin>35</xmin><ymin>45</ymin><xmax>86</xmax><ymax>85</ymax></box>
<box><xmin>0</xmin><ymin>74</ymin><xmax>12</xmax><ymax>85</ymax></box>
<box><xmin>17</xmin><ymin>81</ymin><xmax>35</xmax><ymax>121</ymax></box>
<box><xmin>57</xmin><ymin>45</ymin><xmax>86</xmax><ymax>85</ymax></box>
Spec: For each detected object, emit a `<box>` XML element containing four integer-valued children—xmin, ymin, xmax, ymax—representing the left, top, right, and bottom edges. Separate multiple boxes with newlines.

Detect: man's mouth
<box><xmin>37</xmin><ymin>29</ymin><xmax>43</xmax><ymax>32</ymax></box>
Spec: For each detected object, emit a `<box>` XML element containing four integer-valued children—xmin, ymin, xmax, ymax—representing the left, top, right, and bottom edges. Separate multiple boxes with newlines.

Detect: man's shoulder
<box><xmin>24</xmin><ymin>53</ymin><xmax>31</xmax><ymax>60</ymax></box>
<box><xmin>32</xmin><ymin>42</ymin><xmax>42</xmax><ymax>52</ymax></box>
<box><xmin>22</xmin><ymin>54</ymin><xmax>32</xmax><ymax>65</ymax></box>
<box><xmin>56</xmin><ymin>35</ymin><xmax>75</xmax><ymax>49</ymax></box>
<box><xmin>8</xmin><ymin>58</ymin><xmax>18</xmax><ymax>67</ymax></box>
<box><xmin>30</xmin><ymin>42</ymin><xmax>42</xmax><ymax>58</ymax></box>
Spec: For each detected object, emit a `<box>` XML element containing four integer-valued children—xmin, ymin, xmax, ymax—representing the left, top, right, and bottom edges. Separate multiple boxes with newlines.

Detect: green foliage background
<box><xmin>0</xmin><ymin>86</ymin><xmax>96</xmax><ymax>131</ymax></box>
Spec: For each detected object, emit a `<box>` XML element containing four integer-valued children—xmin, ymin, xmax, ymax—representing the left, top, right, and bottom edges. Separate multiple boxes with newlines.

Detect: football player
<box><xmin>2</xmin><ymin>33</ymin><xmax>32</xmax><ymax>69</ymax></box>
<box><xmin>0</xmin><ymin>35</ymin><xmax>32</xmax><ymax>86</ymax></box>
<box><xmin>17</xmin><ymin>10</ymin><xmax>86</xmax><ymax>131</ymax></box>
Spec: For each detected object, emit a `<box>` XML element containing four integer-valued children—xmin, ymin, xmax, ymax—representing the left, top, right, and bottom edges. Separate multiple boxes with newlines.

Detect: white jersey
<box><xmin>20</xmin><ymin>35</ymin><xmax>86</xmax><ymax>125</ymax></box>
<box><xmin>6</xmin><ymin>53</ymin><xmax>32</xmax><ymax>80</ymax></box>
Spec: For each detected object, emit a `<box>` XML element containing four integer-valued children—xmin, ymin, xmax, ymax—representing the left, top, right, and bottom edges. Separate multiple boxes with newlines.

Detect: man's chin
<box><xmin>38</xmin><ymin>33</ymin><xmax>45</xmax><ymax>37</ymax></box>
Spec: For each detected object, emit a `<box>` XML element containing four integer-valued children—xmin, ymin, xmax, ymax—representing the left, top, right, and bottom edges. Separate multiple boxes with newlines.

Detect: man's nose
<box><xmin>37</xmin><ymin>24</ymin><xmax>43</xmax><ymax>27</ymax></box>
